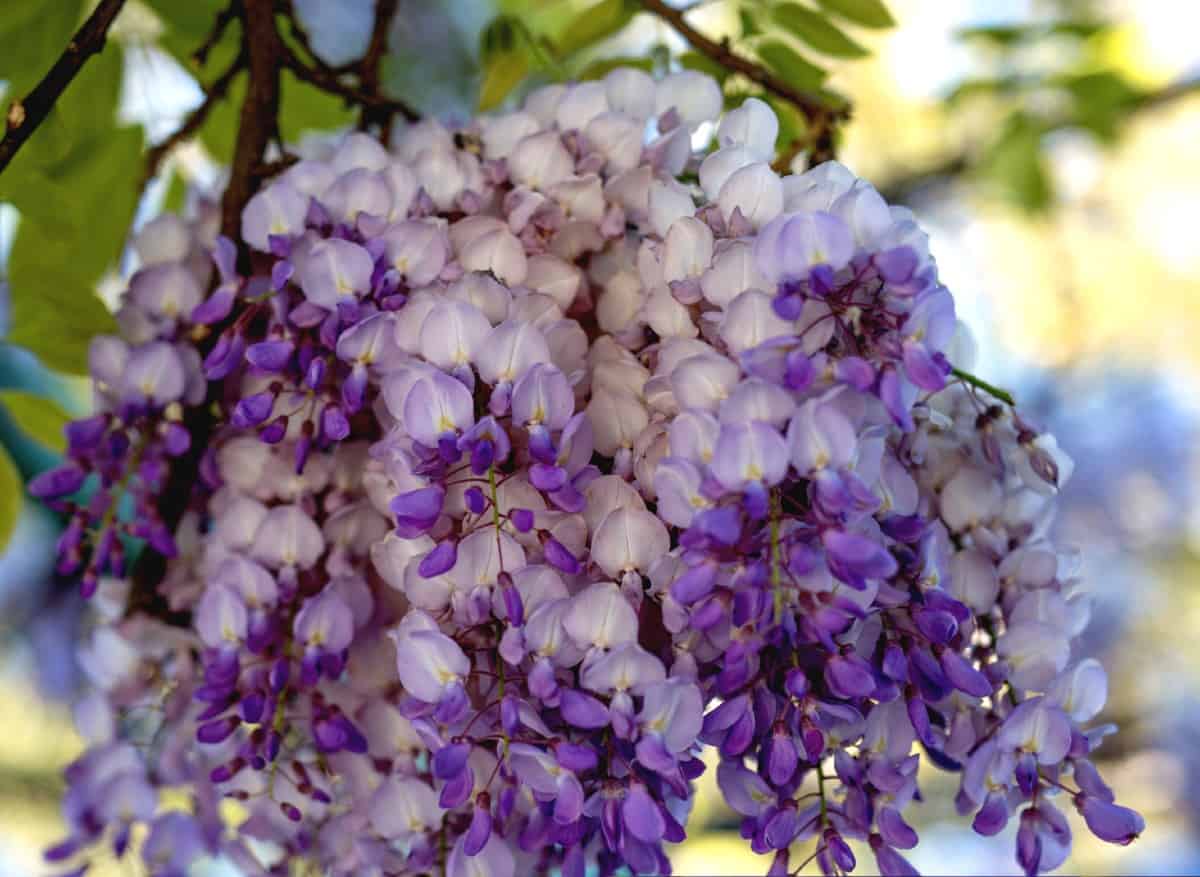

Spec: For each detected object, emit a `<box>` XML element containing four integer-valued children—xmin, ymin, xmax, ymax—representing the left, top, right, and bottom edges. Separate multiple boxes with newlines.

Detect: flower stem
<box><xmin>950</xmin><ymin>367</ymin><xmax>1015</xmax><ymax>406</ymax></box>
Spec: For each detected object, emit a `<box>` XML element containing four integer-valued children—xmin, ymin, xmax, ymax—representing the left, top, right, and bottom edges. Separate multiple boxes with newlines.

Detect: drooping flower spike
<box><xmin>41</xmin><ymin>69</ymin><xmax>1138</xmax><ymax>877</ymax></box>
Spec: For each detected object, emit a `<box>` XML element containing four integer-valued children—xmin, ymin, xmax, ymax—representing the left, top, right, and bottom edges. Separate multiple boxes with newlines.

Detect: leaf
<box><xmin>280</xmin><ymin>69</ymin><xmax>355</xmax><ymax>141</ymax></box>
<box><xmin>4</xmin><ymin>126</ymin><xmax>141</xmax><ymax>373</ymax></box>
<box><xmin>479</xmin><ymin>49</ymin><xmax>529</xmax><ymax>111</ymax></box>
<box><xmin>755</xmin><ymin>40</ymin><xmax>827</xmax><ymax>92</ymax></box>
<box><xmin>679</xmin><ymin>51</ymin><xmax>730</xmax><ymax>83</ymax></box>
<box><xmin>0</xmin><ymin>446</ymin><xmax>20</xmax><ymax>554</ymax></box>
<box><xmin>0</xmin><ymin>0</ymin><xmax>84</xmax><ymax>98</ymax></box>
<box><xmin>555</xmin><ymin>0</ymin><xmax>636</xmax><ymax>57</ymax></box>
<box><xmin>147</xmin><ymin>0</ymin><xmax>228</xmax><ymax>42</ymax></box>
<box><xmin>1055</xmin><ymin>70</ymin><xmax>1144</xmax><ymax>143</ymax></box>
<box><xmin>577</xmin><ymin>55</ymin><xmax>653</xmax><ymax>81</ymax></box>
<box><xmin>0</xmin><ymin>391</ymin><xmax>71</xmax><ymax>453</ymax></box>
<box><xmin>954</xmin><ymin>23</ymin><xmax>1030</xmax><ymax>47</ymax></box>
<box><xmin>979</xmin><ymin>114</ymin><xmax>1052</xmax><ymax>213</ymax></box>
<box><xmin>814</xmin><ymin>0</ymin><xmax>894</xmax><ymax>29</ymax></box>
<box><xmin>478</xmin><ymin>17</ymin><xmax>531</xmax><ymax>111</ymax></box>
<box><xmin>772</xmin><ymin>4</ymin><xmax>868</xmax><ymax>58</ymax></box>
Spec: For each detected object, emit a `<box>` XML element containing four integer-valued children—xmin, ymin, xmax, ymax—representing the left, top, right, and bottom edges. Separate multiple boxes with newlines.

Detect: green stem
<box><xmin>950</xmin><ymin>367</ymin><xmax>1015</xmax><ymax>406</ymax></box>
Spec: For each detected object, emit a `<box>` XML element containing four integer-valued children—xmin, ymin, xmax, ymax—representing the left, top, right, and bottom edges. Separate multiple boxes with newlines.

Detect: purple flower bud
<box><xmin>878</xmin><ymin>805</ymin><xmax>918</xmax><ymax>850</ymax></box>
<box><xmin>671</xmin><ymin>560</ymin><xmax>719</xmax><ymax>604</ymax></box>
<box><xmin>321</xmin><ymin>404</ymin><xmax>350</xmax><ymax>441</ymax></box>
<box><xmin>543</xmin><ymin>537</ymin><xmax>581</xmax><ymax>575</ymax></box>
<box><xmin>233</xmin><ymin>393</ymin><xmax>274</xmax><ymax>428</ymax></box>
<box><xmin>560</xmin><ymin>690</ymin><xmax>610</xmax><ymax>729</ymax></box>
<box><xmin>823</xmin><ymin>529</ymin><xmax>898</xmax><ymax>588</ymax></box>
<box><xmin>433</xmin><ymin>742</ymin><xmax>472</xmax><ymax>780</ymax></box>
<box><xmin>464</xmin><ymin>799</ymin><xmax>493</xmax><ymax>856</ymax></box>
<box><xmin>556</xmin><ymin>741</ymin><xmax>599</xmax><ymax>773</ymax></box>
<box><xmin>826</xmin><ymin>653</ymin><xmax>877</xmax><ymax>699</ymax></box>
<box><xmin>391</xmin><ymin>485</ymin><xmax>446</xmax><ymax>534</ymax></box>
<box><xmin>510</xmin><ymin>508</ymin><xmax>534</xmax><ymax>532</ymax></box>
<box><xmin>623</xmin><ymin>784</ymin><xmax>666</xmax><ymax>843</ymax></box>
<box><xmin>940</xmin><ymin>650</ymin><xmax>992</xmax><ymax>697</ymax></box>
<box><xmin>1077</xmin><ymin>796</ymin><xmax>1144</xmax><ymax>845</ymax></box>
<box><xmin>29</xmin><ymin>465</ymin><xmax>85</xmax><ymax>499</ymax></box>
<box><xmin>440</xmin><ymin>763</ymin><xmax>474</xmax><ymax>809</ymax></box>
<box><xmin>464</xmin><ymin>486</ymin><xmax>486</xmax><ymax>515</ymax></box>
<box><xmin>197</xmin><ymin>716</ymin><xmax>239</xmax><ymax>744</ymax></box>
<box><xmin>419</xmin><ymin>540</ymin><xmax>457</xmax><ymax>578</ymax></box>
<box><xmin>973</xmin><ymin>791</ymin><xmax>1010</xmax><ymax>836</ymax></box>
<box><xmin>529</xmin><ymin>463</ymin><xmax>567</xmax><ymax>492</ymax></box>
<box><xmin>246</xmin><ymin>340</ymin><xmax>294</xmax><ymax>372</ymax></box>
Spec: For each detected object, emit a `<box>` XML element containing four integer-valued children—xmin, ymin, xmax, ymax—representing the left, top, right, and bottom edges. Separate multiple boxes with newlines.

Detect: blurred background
<box><xmin>1</xmin><ymin>0</ymin><xmax>1198</xmax><ymax>873</ymax></box>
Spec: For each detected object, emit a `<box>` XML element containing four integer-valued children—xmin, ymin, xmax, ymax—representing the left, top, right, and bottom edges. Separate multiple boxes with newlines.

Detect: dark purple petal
<box><xmin>419</xmin><ymin>540</ymin><xmax>458</xmax><ymax>577</ymax></box>
<box><xmin>1078</xmin><ymin>796</ymin><xmax>1144</xmax><ymax>845</ymax></box>
<box><xmin>559</xmin><ymin>690</ymin><xmax>609</xmax><ymax>729</ymax></box>
<box><xmin>622</xmin><ymin>785</ymin><xmax>665</xmax><ymax>843</ymax></box>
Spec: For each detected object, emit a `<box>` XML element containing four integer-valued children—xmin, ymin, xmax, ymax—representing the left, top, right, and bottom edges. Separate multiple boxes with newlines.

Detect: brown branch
<box><xmin>0</xmin><ymin>0</ymin><xmax>128</xmax><ymax>177</ymax></box>
<box><xmin>358</xmin><ymin>0</ymin><xmax>400</xmax><ymax>134</ymax></box>
<box><xmin>280</xmin><ymin>46</ymin><xmax>418</xmax><ymax>122</ymax></box>
<box><xmin>220</xmin><ymin>0</ymin><xmax>283</xmax><ymax>241</ymax></box>
<box><xmin>142</xmin><ymin>51</ymin><xmax>246</xmax><ymax>186</ymax></box>
<box><xmin>194</xmin><ymin>0</ymin><xmax>242</xmax><ymax>67</ymax></box>
<box><xmin>640</xmin><ymin>0</ymin><xmax>847</xmax><ymax>160</ymax></box>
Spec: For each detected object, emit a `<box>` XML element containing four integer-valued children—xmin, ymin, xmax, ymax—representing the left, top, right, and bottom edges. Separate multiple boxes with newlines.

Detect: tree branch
<box><xmin>143</xmin><ymin>51</ymin><xmax>246</xmax><ymax>186</ymax></box>
<box><xmin>280</xmin><ymin>47</ymin><xmax>419</xmax><ymax>122</ymax></box>
<box><xmin>194</xmin><ymin>0</ymin><xmax>242</xmax><ymax>67</ymax></box>
<box><xmin>639</xmin><ymin>0</ymin><xmax>847</xmax><ymax>161</ymax></box>
<box><xmin>220</xmin><ymin>0</ymin><xmax>283</xmax><ymax>241</ymax></box>
<box><xmin>0</xmin><ymin>0</ymin><xmax>128</xmax><ymax>177</ymax></box>
<box><xmin>358</xmin><ymin>0</ymin><xmax>400</xmax><ymax>134</ymax></box>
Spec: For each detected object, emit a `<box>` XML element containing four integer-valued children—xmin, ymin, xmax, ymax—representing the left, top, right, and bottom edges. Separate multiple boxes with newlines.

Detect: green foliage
<box><xmin>554</xmin><ymin>0</ymin><xmax>637</xmax><ymax>57</ymax></box>
<box><xmin>0</xmin><ymin>391</ymin><xmax>71</xmax><ymax>454</ymax></box>
<box><xmin>0</xmin><ymin>12</ymin><xmax>139</xmax><ymax>374</ymax></box>
<box><xmin>772</xmin><ymin>3</ymin><xmax>869</xmax><ymax>58</ymax></box>
<box><xmin>813</xmin><ymin>0</ymin><xmax>895</xmax><ymax>29</ymax></box>
<box><xmin>0</xmin><ymin>1</ymin><xmax>85</xmax><ymax>98</ymax></box>
<box><xmin>980</xmin><ymin>114</ymin><xmax>1053</xmax><ymax>213</ymax></box>
<box><xmin>0</xmin><ymin>445</ymin><xmax>19</xmax><ymax>554</ymax></box>
<box><xmin>754</xmin><ymin>39</ymin><xmax>828</xmax><ymax>92</ymax></box>
<box><xmin>479</xmin><ymin>17</ymin><xmax>532</xmax><ymax>110</ymax></box>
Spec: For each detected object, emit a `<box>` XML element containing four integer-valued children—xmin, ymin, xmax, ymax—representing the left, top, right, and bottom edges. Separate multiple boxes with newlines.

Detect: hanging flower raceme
<box><xmin>42</xmin><ymin>68</ymin><xmax>1140</xmax><ymax>877</ymax></box>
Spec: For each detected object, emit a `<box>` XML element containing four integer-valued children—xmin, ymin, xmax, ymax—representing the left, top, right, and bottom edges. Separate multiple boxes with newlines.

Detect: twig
<box><xmin>280</xmin><ymin>48</ymin><xmax>418</xmax><ymax>122</ymax></box>
<box><xmin>0</xmin><ymin>0</ymin><xmax>128</xmax><ymax>176</ymax></box>
<box><xmin>358</xmin><ymin>0</ymin><xmax>400</xmax><ymax>133</ymax></box>
<box><xmin>142</xmin><ymin>51</ymin><xmax>246</xmax><ymax>185</ymax></box>
<box><xmin>194</xmin><ymin>0</ymin><xmax>241</xmax><ymax>67</ymax></box>
<box><xmin>220</xmin><ymin>0</ymin><xmax>283</xmax><ymax>241</ymax></box>
<box><xmin>640</xmin><ymin>0</ymin><xmax>847</xmax><ymax>158</ymax></box>
<box><xmin>951</xmin><ymin>367</ymin><xmax>1015</xmax><ymax>406</ymax></box>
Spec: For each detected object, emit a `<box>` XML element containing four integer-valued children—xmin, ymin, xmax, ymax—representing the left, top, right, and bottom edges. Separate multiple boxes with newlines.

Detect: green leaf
<box><xmin>148</xmin><ymin>0</ymin><xmax>227</xmax><ymax>42</ymax></box>
<box><xmin>0</xmin><ymin>446</ymin><xmax>21</xmax><ymax>554</ymax></box>
<box><xmin>755</xmin><ymin>39</ymin><xmax>827</xmax><ymax>92</ymax></box>
<box><xmin>479</xmin><ymin>18</ymin><xmax>530</xmax><ymax>111</ymax></box>
<box><xmin>955</xmin><ymin>23</ymin><xmax>1030</xmax><ymax>47</ymax></box>
<box><xmin>5</xmin><ymin>126</ymin><xmax>141</xmax><ymax>373</ymax></box>
<box><xmin>555</xmin><ymin>0</ymin><xmax>636</xmax><ymax>57</ymax></box>
<box><xmin>772</xmin><ymin>4</ymin><xmax>868</xmax><ymax>58</ymax></box>
<box><xmin>0</xmin><ymin>391</ymin><xmax>71</xmax><ymax>453</ymax></box>
<box><xmin>479</xmin><ymin>49</ymin><xmax>529</xmax><ymax>111</ymax></box>
<box><xmin>813</xmin><ymin>0</ymin><xmax>894</xmax><ymax>29</ymax></box>
<box><xmin>280</xmin><ymin>70</ymin><xmax>354</xmax><ymax>140</ymax></box>
<box><xmin>1056</xmin><ymin>70</ymin><xmax>1144</xmax><ymax>142</ymax></box>
<box><xmin>0</xmin><ymin>0</ymin><xmax>84</xmax><ymax>98</ymax></box>
<box><xmin>979</xmin><ymin>114</ymin><xmax>1052</xmax><ymax>213</ymax></box>
<box><xmin>739</xmin><ymin>6</ymin><xmax>764</xmax><ymax>38</ymax></box>
<box><xmin>679</xmin><ymin>51</ymin><xmax>730</xmax><ymax>83</ymax></box>
<box><xmin>577</xmin><ymin>55</ymin><xmax>653</xmax><ymax>81</ymax></box>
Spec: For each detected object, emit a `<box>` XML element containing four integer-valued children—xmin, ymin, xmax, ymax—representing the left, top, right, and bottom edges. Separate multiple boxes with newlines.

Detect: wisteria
<box><xmin>32</xmin><ymin>67</ymin><xmax>1143</xmax><ymax>877</ymax></box>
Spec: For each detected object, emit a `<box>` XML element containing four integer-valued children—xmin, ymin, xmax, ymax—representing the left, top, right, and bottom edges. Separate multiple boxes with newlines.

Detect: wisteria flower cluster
<box><xmin>34</xmin><ymin>67</ymin><xmax>1143</xmax><ymax>877</ymax></box>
